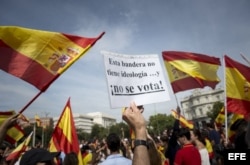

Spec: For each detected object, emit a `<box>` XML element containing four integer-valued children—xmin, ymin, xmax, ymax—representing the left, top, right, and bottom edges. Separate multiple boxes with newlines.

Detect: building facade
<box><xmin>53</xmin><ymin>114</ymin><xmax>93</xmax><ymax>133</ymax></box>
<box><xmin>29</xmin><ymin>117</ymin><xmax>53</xmax><ymax>128</ymax></box>
<box><xmin>87</xmin><ymin>112</ymin><xmax>116</xmax><ymax>128</ymax></box>
<box><xmin>180</xmin><ymin>87</ymin><xmax>224</xmax><ymax>128</ymax></box>
<box><xmin>52</xmin><ymin>112</ymin><xmax>116</xmax><ymax>133</ymax></box>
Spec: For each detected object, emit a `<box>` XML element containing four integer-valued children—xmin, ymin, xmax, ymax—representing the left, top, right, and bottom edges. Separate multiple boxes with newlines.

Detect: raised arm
<box><xmin>122</xmin><ymin>102</ymin><xmax>149</xmax><ymax>165</ymax></box>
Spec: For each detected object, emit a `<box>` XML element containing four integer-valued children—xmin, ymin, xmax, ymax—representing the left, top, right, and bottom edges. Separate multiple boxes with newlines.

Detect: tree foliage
<box><xmin>207</xmin><ymin>101</ymin><xmax>224</xmax><ymax>121</ymax></box>
<box><xmin>90</xmin><ymin>124</ymin><xmax>108</xmax><ymax>139</ymax></box>
<box><xmin>148</xmin><ymin>113</ymin><xmax>175</xmax><ymax>136</ymax></box>
<box><xmin>109</xmin><ymin>122</ymin><xmax>130</xmax><ymax>139</ymax></box>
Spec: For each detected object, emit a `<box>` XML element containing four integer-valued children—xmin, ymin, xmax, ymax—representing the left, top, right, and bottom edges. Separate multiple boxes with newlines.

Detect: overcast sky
<box><xmin>0</xmin><ymin>0</ymin><xmax>250</xmax><ymax>122</ymax></box>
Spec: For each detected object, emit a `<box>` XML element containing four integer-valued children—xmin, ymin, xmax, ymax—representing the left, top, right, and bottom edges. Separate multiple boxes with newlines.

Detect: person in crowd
<box><xmin>100</xmin><ymin>133</ymin><xmax>131</xmax><ymax>165</ymax></box>
<box><xmin>122</xmin><ymin>101</ymin><xmax>150</xmax><ymax>165</ymax></box>
<box><xmin>230</xmin><ymin>118</ymin><xmax>248</xmax><ymax>149</ymax></box>
<box><xmin>190</xmin><ymin>129</ymin><xmax>210</xmax><ymax>165</ymax></box>
<box><xmin>174</xmin><ymin>127</ymin><xmax>201</xmax><ymax>165</ymax></box>
<box><xmin>164</xmin><ymin>107</ymin><xmax>181</xmax><ymax>165</ymax></box>
<box><xmin>160</xmin><ymin>134</ymin><xmax>169</xmax><ymax>156</ymax></box>
<box><xmin>201</xmin><ymin>129</ymin><xmax>214</xmax><ymax>163</ymax></box>
<box><xmin>81</xmin><ymin>144</ymin><xmax>92</xmax><ymax>165</ymax></box>
<box><xmin>206</xmin><ymin>122</ymin><xmax>221</xmax><ymax>165</ymax></box>
<box><xmin>19</xmin><ymin>148</ymin><xmax>60</xmax><ymax>165</ymax></box>
<box><xmin>246</xmin><ymin>115</ymin><xmax>250</xmax><ymax>149</ymax></box>
<box><xmin>63</xmin><ymin>152</ymin><xmax>78</xmax><ymax>165</ymax></box>
<box><xmin>147</xmin><ymin>138</ymin><xmax>164</xmax><ymax>165</ymax></box>
<box><xmin>147</xmin><ymin>133</ymin><xmax>168</xmax><ymax>165</ymax></box>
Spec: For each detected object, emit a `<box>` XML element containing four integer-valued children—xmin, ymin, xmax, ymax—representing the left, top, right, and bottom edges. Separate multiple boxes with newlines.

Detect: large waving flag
<box><xmin>5</xmin><ymin>132</ymin><xmax>33</xmax><ymax>161</ymax></box>
<box><xmin>162</xmin><ymin>51</ymin><xmax>221</xmax><ymax>93</ymax></box>
<box><xmin>0</xmin><ymin>111</ymin><xmax>24</xmax><ymax>144</ymax></box>
<box><xmin>225</xmin><ymin>55</ymin><xmax>250</xmax><ymax>118</ymax></box>
<box><xmin>49</xmin><ymin>98</ymin><xmax>83</xmax><ymax>165</ymax></box>
<box><xmin>0</xmin><ymin>26</ymin><xmax>104</xmax><ymax>92</ymax></box>
<box><xmin>171</xmin><ymin>110</ymin><xmax>194</xmax><ymax>129</ymax></box>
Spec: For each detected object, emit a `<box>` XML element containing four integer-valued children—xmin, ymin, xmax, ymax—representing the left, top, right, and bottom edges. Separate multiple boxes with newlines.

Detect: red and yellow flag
<box><xmin>162</xmin><ymin>51</ymin><xmax>221</xmax><ymax>93</ymax></box>
<box><xmin>5</xmin><ymin>132</ymin><xmax>33</xmax><ymax>161</ymax></box>
<box><xmin>228</xmin><ymin>113</ymin><xmax>244</xmax><ymax>142</ymax></box>
<box><xmin>35</xmin><ymin>114</ymin><xmax>42</xmax><ymax>127</ymax></box>
<box><xmin>171</xmin><ymin>110</ymin><xmax>194</xmax><ymax>129</ymax></box>
<box><xmin>225</xmin><ymin>55</ymin><xmax>250</xmax><ymax>118</ymax></box>
<box><xmin>0</xmin><ymin>26</ymin><xmax>104</xmax><ymax>91</ymax></box>
<box><xmin>215</xmin><ymin>107</ymin><xmax>225</xmax><ymax>127</ymax></box>
<box><xmin>49</xmin><ymin>98</ymin><xmax>83</xmax><ymax>165</ymax></box>
<box><xmin>0</xmin><ymin>111</ymin><xmax>24</xmax><ymax>144</ymax></box>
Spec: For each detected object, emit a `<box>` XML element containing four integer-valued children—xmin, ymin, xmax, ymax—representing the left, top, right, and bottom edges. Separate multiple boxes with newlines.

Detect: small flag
<box><xmin>0</xmin><ymin>111</ymin><xmax>24</xmax><ymax>144</ymax></box>
<box><xmin>215</xmin><ymin>107</ymin><xmax>225</xmax><ymax>127</ymax></box>
<box><xmin>171</xmin><ymin>110</ymin><xmax>194</xmax><ymax>129</ymax></box>
<box><xmin>5</xmin><ymin>132</ymin><xmax>33</xmax><ymax>161</ymax></box>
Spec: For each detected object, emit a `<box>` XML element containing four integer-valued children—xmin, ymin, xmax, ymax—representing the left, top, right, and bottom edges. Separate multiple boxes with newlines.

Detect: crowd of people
<box><xmin>0</xmin><ymin>102</ymin><xmax>250</xmax><ymax>165</ymax></box>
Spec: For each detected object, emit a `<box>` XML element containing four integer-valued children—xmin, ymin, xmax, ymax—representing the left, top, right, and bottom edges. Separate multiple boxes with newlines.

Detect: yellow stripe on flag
<box><xmin>0</xmin><ymin>111</ymin><xmax>24</xmax><ymax>144</ymax></box>
<box><xmin>0</xmin><ymin>26</ymin><xmax>104</xmax><ymax>91</ymax></box>
<box><xmin>167</xmin><ymin>60</ymin><xmax>220</xmax><ymax>82</ymax></box>
<box><xmin>215</xmin><ymin>107</ymin><xmax>225</xmax><ymax>127</ymax></box>
<box><xmin>0</xmin><ymin>26</ymin><xmax>86</xmax><ymax>74</ymax></box>
<box><xmin>225</xmin><ymin>55</ymin><xmax>250</xmax><ymax>117</ymax></box>
<box><xmin>6</xmin><ymin>132</ymin><xmax>33</xmax><ymax>161</ymax></box>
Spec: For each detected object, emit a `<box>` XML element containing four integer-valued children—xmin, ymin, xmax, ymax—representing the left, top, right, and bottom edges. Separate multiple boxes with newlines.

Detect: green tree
<box><xmin>77</xmin><ymin>128</ymin><xmax>90</xmax><ymax>141</ymax></box>
<box><xmin>109</xmin><ymin>122</ymin><xmax>130</xmax><ymax>138</ymax></box>
<box><xmin>207</xmin><ymin>101</ymin><xmax>224</xmax><ymax>121</ymax></box>
<box><xmin>90</xmin><ymin>124</ymin><xmax>108</xmax><ymax>139</ymax></box>
<box><xmin>148</xmin><ymin>113</ymin><xmax>175</xmax><ymax>136</ymax></box>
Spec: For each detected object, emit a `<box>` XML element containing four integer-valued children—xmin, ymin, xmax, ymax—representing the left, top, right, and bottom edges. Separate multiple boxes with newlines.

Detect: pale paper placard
<box><xmin>102</xmin><ymin>50</ymin><xmax>170</xmax><ymax>108</ymax></box>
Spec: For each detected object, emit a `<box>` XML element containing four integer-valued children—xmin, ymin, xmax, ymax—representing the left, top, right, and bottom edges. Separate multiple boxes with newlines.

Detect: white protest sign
<box><xmin>102</xmin><ymin>50</ymin><xmax>170</xmax><ymax>108</ymax></box>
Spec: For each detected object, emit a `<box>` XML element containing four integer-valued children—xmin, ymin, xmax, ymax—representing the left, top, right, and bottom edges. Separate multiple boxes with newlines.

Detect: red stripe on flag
<box><xmin>0</xmin><ymin>40</ymin><xmax>54</xmax><ymax>90</ymax></box>
<box><xmin>227</xmin><ymin>97</ymin><xmax>250</xmax><ymax>118</ymax></box>
<box><xmin>225</xmin><ymin>55</ymin><xmax>250</xmax><ymax>81</ymax></box>
<box><xmin>62</xmin><ymin>34</ymin><xmax>100</xmax><ymax>47</ymax></box>
<box><xmin>171</xmin><ymin>76</ymin><xmax>218</xmax><ymax>93</ymax></box>
<box><xmin>162</xmin><ymin>51</ymin><xmax>221</xmax><ymax>65</ymax></box>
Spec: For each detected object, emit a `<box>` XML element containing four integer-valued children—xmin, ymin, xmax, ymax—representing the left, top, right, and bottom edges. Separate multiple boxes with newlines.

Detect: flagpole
<box><xmin>174</xmin><ymin>94</ymin><xmax>184</xmax><ymax>117</ymax></box>
<box><xmin>32</xmin><ymin>123</ymin><xmax>36</xmax><ymax>147</ymax></box>
<box><xmin>19</xmin><ymin>91</ymin><xmax>43</xmax><ymax>114</ymax></box>
<box><xmin>222</xmin><ymin>55</ymin><xmax>228</xmax><ymax>143</ymax></box>
<box><xmin>42</xmin><ymin>127</ymin><xmax>44</xmax><ymax>148</ymax></box>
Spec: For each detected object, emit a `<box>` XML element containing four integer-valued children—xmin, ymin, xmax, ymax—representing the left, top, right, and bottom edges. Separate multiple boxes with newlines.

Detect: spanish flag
<box><xmin>48</xmin><ymin>98</ymin><xmax>83</xmax><ymax>165</ymax></box>
<box><xmin>5</xmin><ymin>132</ymin><xmax>33</xmax><ymax>161</ymax></box>
<box><xmin>171</xmin><ymin>110</ymin><xmax>194</xmax><ymax>129</ymax></box>
<box><xmin>225</xmin><ymin>55</ymin><xmax>250</xmax><ymax>118</ymax></box>
<box><xmin>162</xmin><ymin>51</ymin><xmax>221</xmax><ymax>93</ymax></box>
<box><xmin>0</xmin><ymin>111</ymin><xmax>24</xmax><ymax>144</ymax></box>
<box><xmin>215</xmin><ymin>107</ymin><xmax>225</xmax><ymax>127</ymax></box>
<box><xmin>0</xmin><ymin>26</ymin><xmax>104</xmax><ymax>92</ymax></box>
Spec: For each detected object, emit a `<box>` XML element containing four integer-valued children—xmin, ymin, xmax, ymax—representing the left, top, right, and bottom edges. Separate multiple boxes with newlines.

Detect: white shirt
<box><xmin>199</xmin><ymin>148</ymin><xmax>210</xmax><ymax>165</ymax></box>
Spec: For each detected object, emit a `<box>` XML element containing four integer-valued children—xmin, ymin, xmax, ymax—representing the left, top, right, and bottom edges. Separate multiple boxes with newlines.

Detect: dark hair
<box><xmin>177</xmin><ymin>127</ymin><xmax>191</xmax><ymax>140</ymax></box>
<box><xmin>192</xmin><ymin>129</ymin><xmax>206</xmax><ymax>146</ymax></box>
<box><xmin>63</xmin><ymin>152</ymin><xmax>78</xmax><ymax>165</ymax></box>
<box><xmin>106</xmin><ymin>133</ymin><xmax>120</xmax><ymax>152</ymax></box>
